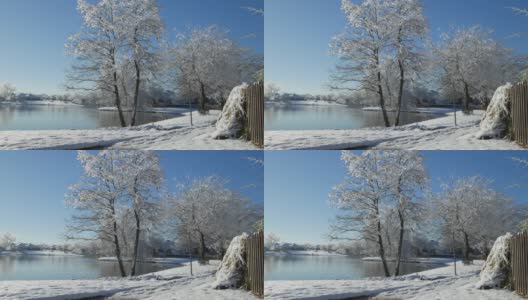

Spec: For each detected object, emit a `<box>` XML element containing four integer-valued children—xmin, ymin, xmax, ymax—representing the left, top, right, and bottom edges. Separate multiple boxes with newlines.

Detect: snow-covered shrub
<box><xmin>212</xmin><ymin>233</ymin><xmax>248</xmax><ymax>290</ymax></box>
<box><xmin>477</xmin><ymin>83</ymin><xmax>513</xmax><ymax>139</ymax></box>
<box><xmin>213</xmin><ymin>83</ymin><xmax>249</xmax><ymax>140</ymax></box>
<box><xmin>476</xmin><ymin>233</ymin><xmax>512</xmax><ymax>289</ymax></box>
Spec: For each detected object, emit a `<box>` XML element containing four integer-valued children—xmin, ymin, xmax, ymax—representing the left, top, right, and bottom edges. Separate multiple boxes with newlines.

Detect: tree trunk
<box><xmin>394</xmin><ymin>210</ymin><xmax>405</xmax><ymax>276</ymax></box>
<box><xmin>113</xmin><ymin>75</ymin><xmax>127</xmax><ymax>127</ymax></box>
<box><xmin>111</xmin><ymin>204</ymin><xmax>126</xmax><ymax>277</ymax></box>
<box><xmin>394</xmin><ymin>59</ymin><xmax>405</xmax><ymax>127</ymax></box>
<box><xmin>463</xmin><ymin>231</ymin><xmax>471</xmax><ymax>264</ymax></box>
<box><xmin>376</xmin><ymin>218</ymin><xmax>390</xmax><ymax>277</ymax></box>
<box><xmin>189</xmin><ymin>98</ymin><xmax>193</xmax><ymax>126</ymax></box>
<box><xmin>130</xmin><ymin>209</ymin><xmax>141</xmax><ymax>276</ymax></box>
<box><xmin>199</xmin><ymin>82</ymin><xmax>207</xmax><ymax>114</ymax></box>
<box><xmin>463</xmin><ymin>82</ymin><xmax>471</xmax><ymax>114</ymax></box>
<box><xmin>377</xmin><ymin>73</ymin><xmax>391</xmax><ymax>127</ymax></box>
<box><xmin>130</xmin><ymin>59</ymin><xmax>141</xmax><ymax>127</ymax></box>
<box><xmin>198</xmin><ymin>231</ymin><xmax>207</xmax><ymax>263</ymax></box>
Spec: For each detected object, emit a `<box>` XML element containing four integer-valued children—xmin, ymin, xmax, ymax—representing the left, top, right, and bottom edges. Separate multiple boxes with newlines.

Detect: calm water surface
<box><xmin>0</xmin><ymin>255</ymin><xmax>175</xmax><ymax>280</ymax></box>
<box><xmin>265</xmin><ymin>255</ymin><xmax>441</xmax><ymax>281</ymax></box>
<box><xmin>265</xmin><ymin>104</ymin><xmax>442</xmax><ymax>131</ymax></box>
<box><xmin>0</xmin><ymin>104</ymin><xmax>179</xmax><ymax>130</ymax></box>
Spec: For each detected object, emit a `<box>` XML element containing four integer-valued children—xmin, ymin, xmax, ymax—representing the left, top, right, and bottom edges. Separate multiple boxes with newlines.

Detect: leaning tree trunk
<box><xmin>463</xmin><ymin>82</ymin><xmax>471</xmax><ymax>115</ymax></box>
<box><xmin>394</xmin><ymin>59</ymin><xmax>405</xmax><ymax>127</ymax></box>
<box><xmin>111</xmin><ymin>204</ymin><xmax>126</xmax><ymax>277</ymax></box>
<box><xmin>111</xmin><ymin>52</ymin><xmax>127</xmax><ymax>127</ymax></box>
<box><xmin>130</xmin><ymin>59</ymin><xmax>141</xmax><ymax>127</ymax></box>
<box><xmin>394</xmin><ymin>210</ymin><xmax>405</xmax><ymax>276</ymax></box>
<box><xmin>377</xmin><ymin>74</ymin><xmax>391</xmax><ymax>127</ymax></box>
<box><xmin>130</xmin><ymin>209</ymin><xmax>141</xmax><ymax>276</ymax></box>
<box><xmin>375</xmin><ymin>213</ymin><xmax>391</xmax><ymax>277</ymax></box>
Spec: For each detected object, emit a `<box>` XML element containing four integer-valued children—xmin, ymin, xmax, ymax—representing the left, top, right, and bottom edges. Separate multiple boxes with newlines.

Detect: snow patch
<box><xmin>213</xmin><ymin>83</ymin><xmax>249</xmax><ymax>139</ymax></box>
<box><xmin>212</xmin><ymin>233</ymin><xmax>248</xmax><ymax>290</ymax></box>
<box><xmin>477</xmin><ymin>83</ymin><xmax>513</xmax><ymax>139</ymax></box>
<box><xmin>477</xmin><ymin>233</ymin><xmax>513</xmax><ymax>289</ymax></box>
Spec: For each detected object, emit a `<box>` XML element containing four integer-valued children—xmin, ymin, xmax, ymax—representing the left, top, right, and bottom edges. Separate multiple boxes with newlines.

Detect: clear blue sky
<box><xmin>265</xmin><ymin>150</ymin><xmax>528</xmax><ymax>245</ymax></box>
<box><xmin>265</xmin><ymin>0</ymin><xmax>528</xmax><ymax>95</ymax></box>
<box><xmin>0</xmin><ymin>0</ymin><xmax>263</xmax><ymax>95</ymax></box>
<box><xmin>0</xmin><ymin>150</ymin><xmax>263</xmax><ymax>245</ymax></box>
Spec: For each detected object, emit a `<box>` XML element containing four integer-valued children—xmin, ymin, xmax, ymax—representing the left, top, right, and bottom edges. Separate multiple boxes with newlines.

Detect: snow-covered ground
<box><xmin>362</xmin><ymin>106</ymin><xmax>454</xmax><ymax>114</ymax></box>
<box><xmin>265</xmin><ymin>260</ymin><xmax>522</xmax><ymax>300</ymax></box>
<box><xmin>266</xmin><ymin>100</ymin><xmax>347</xmax><ymax>106</ymax></box>
<box><xmin>265</xmin><ymin>110</ymin><xmax>523</xmax><ymax>150</ymax></box>
<box><xmin>361</xmin><ymin>257</ymin><xmax>453</xmax><ymax>264</ymax></box>
<box><xmin>98</xmin><ymin>256</ymin><xmax>192</xmax><ymax>265</ymax></box>
<box><xmin>98</xmin><ymin>106</ymin><xmax>189</xmax><ymax>114</ymax></box>
<box><xmin>266</xmin><ymin>251</ymin><xmax>346</xmax><ymax>257</ymax></box>
<box><xmin>0</xmin><ymin>251</ymin><xmax>82</xmax><ymax>257</ymax></box>
<box><xmin>0</xmin><ymin>260</ymin><xmax>256</xmax><ymax>300</ymax></box>
<box><xmin>0</xmin><ymin>111</ymin><xmax>257</xmax><ymax>150</ymax></box>
<box><xmin>0</xmin><ymin>100</ymin><xmax>82</xmax><ymax>106</ymax></box>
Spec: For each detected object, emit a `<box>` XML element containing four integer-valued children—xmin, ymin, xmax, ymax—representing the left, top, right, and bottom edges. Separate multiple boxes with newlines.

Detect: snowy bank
<box><xmin>266</xmin><ymin>100</ymin><xmax>347</xmax><ymax>107</ymax></box>
<box><xmin>0</xmin><ymin>100</ymin><xmax>83</xmax><ymax>106</ymax></box>
<box><xmin>0</xmin><ymin>260</ymin><xmax>256</xmax><ymax>300</ymax></box>
<box><xmin>0</xmin><ymin>250</ymin><xmax>82</xmax><ymax>257</ymax></box>
<box><xmin>361</xmin><ymin>257</ymin><xmax>453</xmax><ymax>265</ymax></box>
<box><xmin>265</xmin><ymin>110</ymin><xmax>522</xmax><ymax>150</ymax></box>
<box><xmin>266</xmin><ymin>250</ymin><xmax>346</xmax><ymax>257</ymax></box>
<box><xmin>362</xmin><ymin>106</ymin><xmax>454</xmax><ymax>114</ymax></box>
<box><xmin>265</xmin><ymin>260</ymin><xmax>521</xmax><ymax>300</ymax></box>
<box><xmin>213</xmin><ymin>83</ymin><xmax>248</xmax><ymax>139</ymax></box>
<box><xmin>0</xmin><ymin>111</ymin><xmax>257</xmax><ymax>150</ymax></box>
<box><xmin>98</xmin><ymin>257</ymin><xmax>190</xmax><ymax>265</ymax></box>
<box><xmin>98</xmin><ymin>106</ymin><xmax>189</xmax><ymax>114</ymax></box>
<box><xmin>477</xmin><ymin>83</ymin><xmax>513</xmax><ymax>139</ymax></box>
<box><xmin>477</xmin><ymin>233</ymin><xmax>513</xmax><ymax>289</ymax></box>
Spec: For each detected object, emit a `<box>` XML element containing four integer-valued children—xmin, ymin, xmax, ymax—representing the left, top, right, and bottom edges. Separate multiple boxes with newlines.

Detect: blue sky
<box><xmin>265</xmin><ymin>0</ymin><xmax>528</xmax><ymax>95</ymax></box>
<box><xmin>0</xmin><ymin>0</ymin><xmax>263</xmax><ymax>95</ymax></box>
<box><xmin>0</xmin><ymin>151</ymin><xmax>263</xmax><ymax>244</ymax></box>
<box><xmin>265</xmin><ymin>151</ymin><xmax>528</xmax><ymax>245</ymax></box>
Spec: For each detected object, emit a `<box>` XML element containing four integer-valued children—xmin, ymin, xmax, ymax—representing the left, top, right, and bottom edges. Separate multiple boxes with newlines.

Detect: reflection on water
<box><xmin>0</xmin><ymin>255</ymin><xmax>174</xmax><ymax>280</ymax></box>
<box><xmin>0</xmin><ymin>104</ymin><xmax>178</xmax><ymax>130</ymax></box>
<box><xmin>264</xmin><ymin>104</ymin><xmax>441</xmax><ymax>131</ymax></box>
<box><xmin>264</xmin><ymin>255</ymin><xmax>440</xmax><ymax>281</ymax></box>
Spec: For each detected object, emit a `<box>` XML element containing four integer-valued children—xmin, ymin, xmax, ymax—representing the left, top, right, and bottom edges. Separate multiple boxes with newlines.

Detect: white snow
<box><xmin>265</xmin><ymin>260</ymin><xmax>521</xmax><ymax>300</ymax></box>
<box><xmin>362</xmin><ymin>106</ymin><xmax>454</xmax><ymax>114</ymax></box>
<box><xmin>213</xmin><ymin>233</ymin><xmax>248</xmax><ymax>289</ymax></box>
<box><xmin>0</xmin><ymin>100</ymin><xmax>82</xmax><ymax>106</ymax></box>
<box><xmin>266</xmin><ymin>100</ymin><xmax>347</xmax><ymax>107</ymax></box>
<box><xmin>0</xmin><ymin>260</ymin><xmax>256</xmax><ymax>300</ymax></box>
<box><xmin>213</xmin><ymin>83</ymin><xmax>248</xmax><ymax>139</ymax></box>
<box><xmin>477</xmin><ymin>233</ymin><xmax>513</xmax><ymax>289</ymax></box>
<box><xmin>265</xmin><ymin>110</ymin><xmax>522</xmax><ymax>150</ymax></box>
<box><xmin>98</xmin><ymin>257</ymin><xmax>190</xmax><ymax>265</ymax></box>
<box><xmin>266</xmin><ymin>251</ymin><xmax>346</xmax><ymax>257</ymax></box>
<box><xmin>477</xmin><ymin>83</ymin><xmax>513</xmax><ymax>139</ymax></box>
<box><xmin>98</xmin><ymin>106</ymin><xmax>189</xmax><ymax>114</ymax></box>
<box><xmin>0</xmin><ymin>251</ymin><xmax>82</xmax><ymax>257</ymax></box>
<box><xmin>361</xmin><ymin>257</ymin><xmax>453</xmax><ymax>264</ymax></box>
<box><xmin>0</xmin><ymin>111</ymin><xmax>257</xmax><ymax>150</ymax></box>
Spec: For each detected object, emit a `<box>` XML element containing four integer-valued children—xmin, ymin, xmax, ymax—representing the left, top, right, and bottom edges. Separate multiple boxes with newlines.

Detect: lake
<box><xmin>0</xmin><ymin>104</ymin><xmax>178</xmax><ymax>130</ymax></box>
<box><xmin>265</xmin><ymin>255</ymin><xmax>441</xmax><ymax>281</ymax></box>
<box><xmin>265</xmin><ymin>104</ymin><xmax>441</xmax><ymax>131</ymax></box>
<box><xmin>0</xmin><ymin>255</ymin><xmax>175</xmax><ymax>280</ymax></box>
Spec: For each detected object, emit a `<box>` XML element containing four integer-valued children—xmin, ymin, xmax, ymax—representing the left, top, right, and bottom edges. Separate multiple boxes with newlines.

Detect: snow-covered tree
<box><xmin>0</xmin><ymin>233</ymin><xmax>16</xmax><ymax>251</ymax></box>
<box><xmin>331</xmin><ymin>0</ymin><xmax>427</xmax><ymax>127</ymax></box>
<box><xmin>0</xmin><ymin>83</ymin><xmax>16</xmax><ymax>101</ymax></box>
<box><xmin>169</xmin><ymin>176</ymin><xmax>261</xmax><ymax>263</ymax></box>
<box><xmin>329</xmin><ymin>150</ymin><xmax>427</xmax><ymax>277</ymax></box>
<box><xmin>67</xmin><ymin>0</ymin><xmax>129</xmax><ymax>127</ymax></box>
<box><xmin>65</xmin><ymin>151</ymin><xmax>130</xmax><ymax>277</ymax></box>
<box><xmin>434</xmin><ymin>176</ymin><xmax>520</xmax><ymax>263</ymax></box>
<box><xmin>436</xmin><ymin>26</ymin><xmax>522</xmax><ymax>113</ymax></box>
<box><xmin>265</xmin><ymin>233</ymin><xmax>281</xmax><ymax>251</ymax></box>
<box><xmin>265</xmin><ymin>83</ymin><xmax>281</xmax><ymax>101</ymax></box>
<box><xmin>171</xmin><ymin>26</ymin><xmax>262</xmax><ymax>113</ymax></box>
